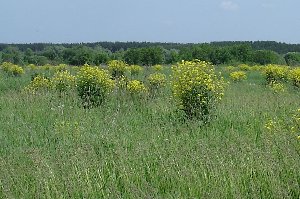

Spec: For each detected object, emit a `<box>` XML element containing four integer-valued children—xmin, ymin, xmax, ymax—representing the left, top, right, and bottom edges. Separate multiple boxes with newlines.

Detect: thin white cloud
<box><xmin>220</xmin><ymin>1</ymin><xmax>239</xmax><ymax>11</ymax></box>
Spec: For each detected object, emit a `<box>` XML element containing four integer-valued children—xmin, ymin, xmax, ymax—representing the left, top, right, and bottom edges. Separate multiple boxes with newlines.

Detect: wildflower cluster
<box><xmin>238</xmin><ymin>64</ymin><xmax>251</xmax><ymax>71</ymax></box>
<box><xmin>289</xmin><ymin>67</ymin><xmax>300</xmax><ymax>87</ymax></box>
<box><xmin>152</xmin><ymin>65</ymin><xmax>163</xmax><ymax>72</ymax></box>
<box><xmin>147</xmin><ymin>73</ymin><xmax>167</xmax><ymax>90</ymax></box>
<box><xmin>77</xmin><ymin>65</ymin><xmax>114</xmax><ymax>108</ymax></box>
<box><xmin>108</xmin><ymin>60</ymin><xmax>128</xmax><ymax>78</ymax></box>
<box><xmin>262</xmin><ymin>64</ymin><xmax>289</xmax><ymax>84</ymax></box>
<box><xmin>128</xmin><ymin>65</ymin><xmax>143</xmax><ymax>76</ymax></box>
<box><xmin>252</xmin><ymin>65</ymin><xmax>263</xmax><ymax>71</ymax></box>
<box><xmin>52</xmin><ymin>70</ymin><xmax>76</xmax><ymax>93</ymax></box>
<box><xmin>264</xmin><ymin>119</ymin><xmax>278</xmax><ymax>132</ymax></box>
<box><xmin>1</xmin><ymin>62</ymin><xmax>25</xmax><ymax>76</ymax></box>
<box><xmin>25</xmin><ymin>75</ymin><xmax>52</xmax><ymax>94</ymax></box>
<box><xmin>171</xmin><ymin>60</ymin><xmax>226</xmax><ymax>121</ymax></box>
<box><xmin>268</xmin><ymin>81</ymin><xmax>285</xmax><ymax>93</ymax></box>
<box><xmin>127</xmin><ymin>80</ymin><xmax>147</xmax><ymax>95</ymax></box>
<box><xmin>230</xmin><ymin>71</ymin><xmax>247</xmax><ymax>82</ymax></box>
<box><xmin>54</xmin><ymin>64</ymin><xmax>68</xmax><ymax>72</ymax></box>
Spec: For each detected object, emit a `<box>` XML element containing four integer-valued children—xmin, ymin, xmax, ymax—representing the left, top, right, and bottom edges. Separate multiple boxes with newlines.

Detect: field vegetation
<box><xmin>0</xmin><ymin>61</ymin><xmax>299</xmax><ymax>198</ymax></box>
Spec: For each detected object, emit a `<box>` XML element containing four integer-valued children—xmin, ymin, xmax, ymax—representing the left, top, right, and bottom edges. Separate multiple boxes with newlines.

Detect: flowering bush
<box><xmin>108</xmin><ymin>60</ymin><xmax>128</xmax><ymax>78</ymax></box>
<box><xmin>25</xmin><ymin>75</ymin><xmax>53</xmax><ymax>94</ymax></box>
<box><xmin>262</xmin><ymin>65</ymin><xmax>289</xmax><ymax>84</ymax></box>
<box><xmin>1</xmin><ymin>62</ymin><xmax>24</xmax><ymax>76</ymax></box>
<box><xmin>252</xmin><ymin>65</ymin><xmax>263</xmax><ymax>71</ymax></box>
<box><xmin>52</xmin><ymin>70</ymin><xmax>76</xmax><ymax>93</ymax></box>
<box><xmin>41</xmin><ymin>64</ymin><xmax>52</xmax><ymax>71</ymax></box>
<box><xmin>54</xmin><ymin>64</ymin><xmax>68</xmax><ymax>72</ymax></box>
<box><xmin>152</xmin><ymin>65</ymin><xmax>163</xmax><ymax>72</ymax></box>
<box><xmin>171</xmin><ymin>60</ymin><xmax>226</xmax><ymax>121</ymax></box>
<box><xmin>126</xmin><ymin>80</ymin><xmax>147</xmax><ymax>96</ymax></box>
<box><xmin>268</xmin><ymin>81</ymin><xmax>285</xmax><ymax>93</ymax></box>
<box><xmin>289</xmin><ymin>67</ymin><xmax>300</xmax><ymax>87</ymax></box>
<box><xmin>238</xmin><ymin>64</ymin><xmax>251</xmax><ymax>71</ymax></box>
<box><xmin>147</xmin><ymin>73</ymin><xmax>167</xmax><ymax>90</ymax></box>
<box><xmin>76</xmin><ymin>65</ymin><xmax>114</xmax><ymax>108</ymax></box>
<box><xmin>128</xmin><ymin>65</ymin><xmax>143</xmax><ymax>76</ymax></box>
<box><xmin>230</xmin><ymin>71</ymin><xmax>247</xmax><ymax>82</ymax></box>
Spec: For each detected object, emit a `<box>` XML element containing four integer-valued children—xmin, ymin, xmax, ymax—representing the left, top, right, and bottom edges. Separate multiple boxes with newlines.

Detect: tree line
<box><xmin>0</xmin><ymin>41</ymin><xmax>300</xmax><ymax>66</ymax></box>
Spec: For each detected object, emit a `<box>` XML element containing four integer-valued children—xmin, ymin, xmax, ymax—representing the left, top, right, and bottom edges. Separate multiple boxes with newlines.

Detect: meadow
<box><xmin>0</xmin><ymin>62</ymin><xmax>299</xmax><ymax>198</ymax></box>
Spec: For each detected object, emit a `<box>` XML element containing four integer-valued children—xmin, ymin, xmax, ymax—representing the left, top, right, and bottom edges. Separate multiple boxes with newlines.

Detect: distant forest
<box><xmin>1</xmin><ymin>41</ymin><xmax>300</xmax><ymax>66</ymax></box>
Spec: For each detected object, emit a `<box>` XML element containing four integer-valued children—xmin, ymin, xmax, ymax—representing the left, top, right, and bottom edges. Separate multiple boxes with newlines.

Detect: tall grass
<box><xmin>0</xmin><ymin>68</ymin><xmax>299</xmax><ymax>198</ymax></box>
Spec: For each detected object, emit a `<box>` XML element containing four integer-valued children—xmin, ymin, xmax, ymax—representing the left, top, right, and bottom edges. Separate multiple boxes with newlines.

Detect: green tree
<box><xmin>284</xmin><ymin>52</ymin><xmax>300</xmax><ymax>66</ymax></box>
<box><xmin>124</xmin><ymin>48</ymin><xmax>142</xmax><ymax>65</ymax></box>
<box><xmin>253</xmin><ymin>50</ymin><xmax>284</xmax><ymax>65</ymax></box>
<box><xmin>2</xmin><ymin>46</ymin><xmax>24</xmax><ymax>65</ymax></box>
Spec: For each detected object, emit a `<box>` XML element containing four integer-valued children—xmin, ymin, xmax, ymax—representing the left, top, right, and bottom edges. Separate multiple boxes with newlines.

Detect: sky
<box><xmin>0</xmin><ymin>0</ymin><xmax>300</xmax><ymax>44</ymax></box>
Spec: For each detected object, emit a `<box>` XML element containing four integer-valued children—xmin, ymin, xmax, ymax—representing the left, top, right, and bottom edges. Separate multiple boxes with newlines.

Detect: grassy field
<box><xmin>0</xmin><ymin>65</ymin><xmax>299</xmax><ymax>198</ymax></box>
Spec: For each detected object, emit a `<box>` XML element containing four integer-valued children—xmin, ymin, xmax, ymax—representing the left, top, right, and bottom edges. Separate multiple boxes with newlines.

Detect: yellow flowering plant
<box><xmin>238</xmin><ymin>64</ymin><xmax>251</xmax><ymax>71</ymax></box>
<box><xmin>262</xmin><ymin>64</ymin><xmax>289</xmax><ymax>84</ymax></box>
<box><xmin>126</xmin><ymin>80</ymin><xmax>147</xmax><ymax>96</ymax></box>
<box><xmin>1</xmin><ymin>62</ymin><xmax>25</xmax><ymax>76</ymax></box>
<box><xmin>268</xmin><ymin>81</ymin><xmax>285</xmax><ymax>93</ymax></box>
<box><xmin>289</xmin><ymin>67</ymin><xmax>300</xmax><ymax>87</ymax></box>
<box><xmin>230</xmin><ymin>71</ymin><xmax>247</xmax><ymax>82</ymax></box>
<box><xmin>24</xmin><ymin>75</ymin><xmax>53</xmax><ymax>94</ymax></box>
<box><xmin>147</xmin><ymin>72</ymin><xmax>167</xmax><ymax>91</ymax></box>
<box><xmin>128</xmin><ymin>65</ymin><xmax>143</xmax><ymax>76</ymax></box>
<box><xmin>151</xmin><ymin>64</ymin><xmax>164</xmax><ymax>72</ymax></box>
<box><xmin>76</xmin><ymin>65</ymin><xmax>114</xmax><ymax>108</ymax></box>
<box><xmin>51</xmin><ymin>70</ymin><xmax>76</xmax><ymax>93</ymax></box>
<box><xmin>171</xmin><ymin>60</ymin><xmax>226</xmax><ymax>121</ymax></box>
<box><xmin>108</xmin><ymin>60</ymin><xmax>128</xmax><ymax>78</ymax></box>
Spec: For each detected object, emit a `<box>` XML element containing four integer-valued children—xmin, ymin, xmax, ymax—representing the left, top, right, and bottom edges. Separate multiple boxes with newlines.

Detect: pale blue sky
<box><xmin>1</xmin><ymin>0</ymin><xmax>299</xmax><ymax>43</ymax></box>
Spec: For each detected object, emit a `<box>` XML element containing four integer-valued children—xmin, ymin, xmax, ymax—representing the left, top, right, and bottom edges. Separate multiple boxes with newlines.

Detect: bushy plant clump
<box><xmin>151</xmin><ymin>64</ymin><xmax>164</xmax><ymax>72</ymax></box>
<box><xmin>171</xmin><ymin>60</ymin><xmax>226</xmax><ymax>121</ymax></box>
<box><xmin>230</xmin><ymin>71</ymin><xmax>247</xmax><ymax>82</ymax></box>
<box><xmin>128</xmin><ymin>65</ymin><xmax>143</xmax><ymax>76</ymax></box>
<box><xmin>289</xmin><ymin>67</ymin><xmax>300</xmax><ymax>87</ymax></box>
<box><xmin>76</xmin><ymin>65</ymin><xmax>114</xmax><ymax>108</ymax></box>
<box><xmin>262</xmin><ymin>64</ymin><xmax>289</xmax><ymax>84</ymax></box>
<box><xmin>147</xmin><ymin>72</ymin><xmax>167</xmax><ymax>91</ymax></box>
<box><xmin>108</xmin><ymin>60</ymin><xmax>128</xmax><ymax>78</ymax></box>
<box><xmin>25</xmin><ymin>75</ymin><xmax>53</xmax><ymax>94</ymax></box>
<box><xmin>238</xmin><ymin>64</ymin><xmax>251</xmax><ymax>71</ymax></box>
<box><xmin>1</xmin><ymin>62</ymin><xmax>25</xmax><ymax>76</ymax></box>
<box><xmin>126</xmin><ymin>80</ymin><xmax>147</xmax><ymax>96</ymax></box>
<box><xmin>51</xmin><ymin>70</ymin><xmax>76</xmax><ymax>93</ymax></box>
